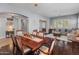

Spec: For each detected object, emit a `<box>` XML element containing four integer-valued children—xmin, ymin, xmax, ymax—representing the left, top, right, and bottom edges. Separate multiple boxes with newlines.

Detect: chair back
<box><xmin>11</xmin><ymin>36</ymin><xmax>18</xmax><ymax>54</ymax></box>
<box><xmin>16</xmin><ymin>36</ymin><xmax>23</xmax><ymax>51</ymax></box>
<box><xmin>16</xmin><ymin>36</ymin><xmax>31</xmax><ymax>54</ymax></box>
<box><xmin>37</xmin><ymin>31</ymin><xmax>44</xmax><ymax>38</ymax></box>
<box><xmin>48</xmin><ymin>39</ymin><xmax>56</xmax><ymax>55</ymax></box>
<box><xmin>11</xmin><ymin>36</ymin><xmax>17</xmax><ymax>47</ymax></box>
<box><xmin>16</xmin><ymin>30</ymin><xmax>23</xmax><ymax>36</ymax></box>
<box><xmin>32</xmin><ymin>30</ymin><xmax>37</xmax><ymax>36</ymax></box>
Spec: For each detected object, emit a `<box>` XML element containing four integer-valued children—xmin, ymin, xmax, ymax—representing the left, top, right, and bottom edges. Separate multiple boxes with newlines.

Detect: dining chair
<box><xmin>16</xmin><ymin>36</ymin><xmax>32</xmax><ymax>55</ymax></box>
<box><xmin>38</xmin><ymin>39</ymin><xmax>56</xmax><ymax>55</ymax></box>
<box><xmin>31</xmin><ymin>31</ymin><xmax>44</xmax><ymax>42</ymax></box>
<box><xmin>37</xmin><ymin>31</ymin><xmax>44</xmax><ymax>39</ymax></box>
<box><xmin>24</xmin><ymin>32</ymin><xmax>32</xmax><ymax>38</ymax></box>
<box><xmin>16</xmin><ymin>30</ymin><xmax>23</xmax><ymax>36</ymax></box>
<box><xmin>11</xmin><ymin>35</ymin><xmax>18</xmax><ymax>54</ymax></box>
<box><xmin>32</xmin><ymin>30</ymin><xmax>38</xmax><ymax>36</ymax></box>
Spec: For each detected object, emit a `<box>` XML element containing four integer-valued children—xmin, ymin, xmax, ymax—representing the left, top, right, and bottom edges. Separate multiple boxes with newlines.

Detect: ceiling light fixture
<box><xmin>34</xmin><ymin>4</ymin><xmax>38</xmax><ymax>7</ymax></box>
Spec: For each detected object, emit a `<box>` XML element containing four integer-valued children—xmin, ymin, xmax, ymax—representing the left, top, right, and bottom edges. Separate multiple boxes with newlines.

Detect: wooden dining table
<box><xmin>21</xmin><ymin>36</ymin><xmax>48</xmax><ymax>51</ymax></box>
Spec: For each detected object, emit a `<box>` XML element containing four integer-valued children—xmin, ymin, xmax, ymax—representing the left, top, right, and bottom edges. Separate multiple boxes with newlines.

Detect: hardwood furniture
<box><xmin>37</xmin><ymin>31</ymin><xmax>44</xmax><ymax>39</ymax></box>
<box><xmin>11</xmin><ymin>36</ymin><xmax>17</xmax><ymax>54</ymax></box>
<box><xmin>16</xmin><ymin>36</ymin><xmax>31</xmax><ymax>55</ymax></box>
<box><xmin>24</xmin><ymin>32</ymin><xmax>32</xmax><ymax>38</ymax></box>
<box><xmin>21</xmin><ymin>36</ymin><xmax>47</xmax><ymax>51</ymax></box>
<box><xmin>32</xmin><ymin>30</ymin><xmax>38</xmax><ymax>36</ymax></box>
<box><xmin>45</xmin><ymin>34</ymin><xmax>71</xmax><ymax>51</ymax></box>
<box><xmin>32</xmin><ymin>31</ymin><xmax>37</xmax><ymax>36</ymax></box>
<box><xmin>38</xmin><ymin>39</ymin><xmax>56</xmax><ymax>55</ymax></box>
<box><xmin>16</xmin><ymin>30</ymin><xmax>23</xmax><ymax>36</ymax></box>
<box><xmin>31</xmin><ymin>31</ymin><xmax>44</xmax><ymax>43</ymax></box>
<box><xmin>32</xmin><ymin>30</ymin><xmax>44</xmax><ymax>39</ymax></box>
<box><xmin>42</xmin><ymin>28</ymin><xmax>46</xmax><ymax>33</ymax></box>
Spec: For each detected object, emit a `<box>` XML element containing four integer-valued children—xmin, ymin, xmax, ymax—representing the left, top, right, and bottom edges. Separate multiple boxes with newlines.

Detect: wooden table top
<box><xmin>21</xmin><ymin>36</ymin><xmax>46</xmax><ymax>51</ymax></box>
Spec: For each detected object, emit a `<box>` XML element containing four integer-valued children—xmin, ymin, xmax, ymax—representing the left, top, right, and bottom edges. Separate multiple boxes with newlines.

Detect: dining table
<box><xmin>21</xmin><ymin>36</ymin><xmax>48</xmax><ymax>51</ymax></box>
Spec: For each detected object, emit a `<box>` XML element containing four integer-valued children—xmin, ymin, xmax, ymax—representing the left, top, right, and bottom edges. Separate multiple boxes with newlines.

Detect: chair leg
<box><xmin>34</xmin><ymin>50</ymin><xmax>40</xmax><ymax>55</ymax></box>
<box><xmin>13</xmin><ymin>47</ymin><xmax>17</xmax><ymax>55</ymax></box>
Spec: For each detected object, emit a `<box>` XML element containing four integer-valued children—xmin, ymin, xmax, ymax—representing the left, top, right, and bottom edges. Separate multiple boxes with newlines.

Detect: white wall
<box><xmin>50</xmin><ymin>14</ymin><xmax>78</xmax><ymax>29</ymax></box>
<box><xmin>0</xmin><ymin>4</ymin><xmax>50</xmax><ymax>38</ymax></box>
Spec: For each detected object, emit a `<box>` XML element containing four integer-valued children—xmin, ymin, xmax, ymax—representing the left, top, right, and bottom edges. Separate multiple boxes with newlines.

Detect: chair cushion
<box><xmin>32</xmin><ymin>32</ymin><xmax>37</xmax><ymax>36</ymax></box>
<box><xmin>38</xmin><ymin>33</ymin><xmax>43</xmax><ymax>37</ymax></box>
<box><xmin>39</xmin><ymin>46</ymin><xmax>49</xmax><ymax>53</ymax></box>
<box><xmin>17</xmin><ymin>31</ymin><xmax>23</xmax><ymax>36</ymax></box>
<box><xmin>39</xmin><ymin>51</ymin><xmax>47</xmax><ymax>55</ymax></box>
<box><xmin>23</xmin><ymin>46</ymin><xmax>31</xmax><ymax>53</ymax></box>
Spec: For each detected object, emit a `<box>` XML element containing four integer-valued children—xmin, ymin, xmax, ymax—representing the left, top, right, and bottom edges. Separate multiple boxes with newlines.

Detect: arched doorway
<box><xmin>0</xmin><ymin>12</ymin><xmax>29</xmax><ymax>38</ymax></box>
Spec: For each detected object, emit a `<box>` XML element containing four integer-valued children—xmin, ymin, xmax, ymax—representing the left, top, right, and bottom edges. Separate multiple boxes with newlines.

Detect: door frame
<box><xmin>39</xmin><ymin>20</ymin><xmax>47</xmax><ymax>32</ymax></box>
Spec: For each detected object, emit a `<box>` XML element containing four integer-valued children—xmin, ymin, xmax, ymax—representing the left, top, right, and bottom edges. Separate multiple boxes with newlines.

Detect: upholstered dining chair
<box><xmin>32</xmin><ymin>30</ymin><xmax>37</xmax><ymax>36</ymax></box>
<box><xmin>11</xmin><ymin>36</ymin><xmax>18</xmax><ymax>54</ymax></box>
<box><xmin>16</xmin><ymin>36</ymin><xmax>31</xmax><ymax>55</ymax></box>
<box><xmin>16</xmin><ymin>30</ymin><xmax>23</xmax><ymax>36</ymax></box>
<box><xmin>24</xmin><ymin>32</ymin><xmax>31</xmax><ymax>36</ymax></box>
<box><xmin>37</xmin><ymin>31</ymin><xmax>44</xmax><ymax>39</ymax></box>
<box><xmin>38</xmin><ymin>39</ymin><xmax>56</xmax><ymax>55</ymax></box>
<box><xmin>31</xmin><ymin>31</ymin><xmax>44</xmax><ymax>42</ymax></box>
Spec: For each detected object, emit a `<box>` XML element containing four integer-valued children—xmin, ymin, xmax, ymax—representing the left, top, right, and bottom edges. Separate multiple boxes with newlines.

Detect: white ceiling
<box><xmin>9</xmin><ymin>3</ymin><xmax>79</xmax><ymax>18</ymax></box>
<box><xmin>1</xmin><ymin>3</ymin><xmax>79</xmax><ymax>18</ymax></box>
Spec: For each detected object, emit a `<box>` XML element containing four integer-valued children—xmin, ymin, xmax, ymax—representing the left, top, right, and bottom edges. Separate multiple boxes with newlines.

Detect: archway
<box><xmin>0</xmin><ymin>12</ymin><xmax>29</xmax><ymax>38</ymax></box>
